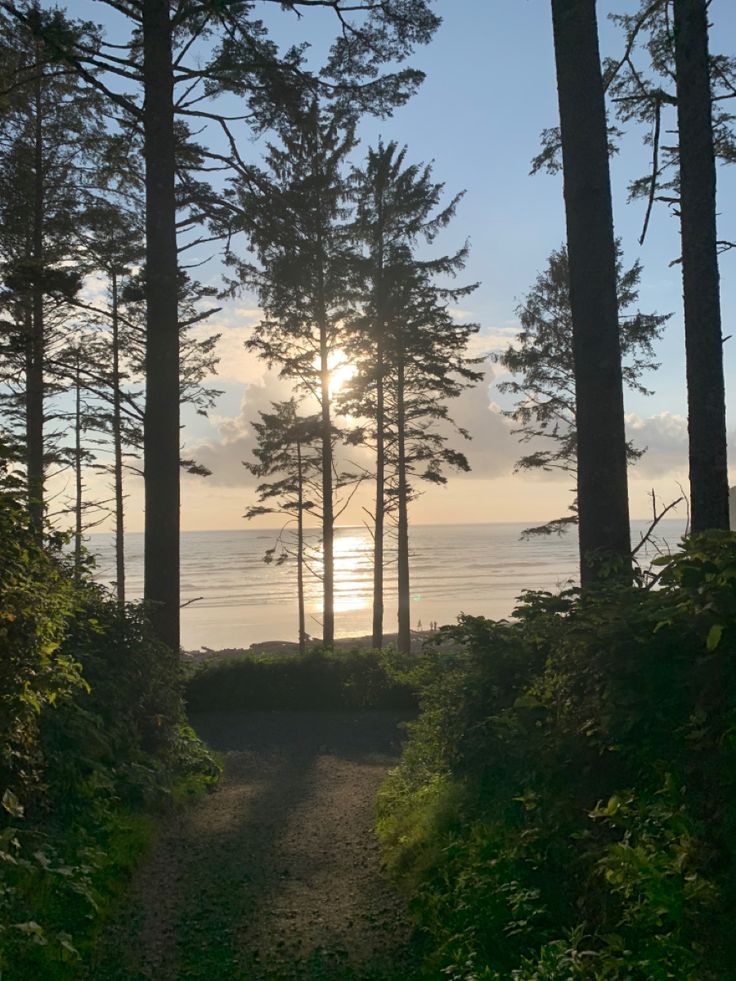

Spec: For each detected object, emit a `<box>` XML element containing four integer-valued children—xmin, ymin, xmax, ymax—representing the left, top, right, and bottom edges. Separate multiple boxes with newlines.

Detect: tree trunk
<box><xmin>111</xmin><ymin>269</ymin><xmax>126</xmax><ymax>604</ymax></box>
<box><xmin>551</xmin><ymin>0</ymin><xmax>631</xmax><ymax>583</ymax></box>
<box><xmin>296</xmin><ymin>437</ymin><xmax>306</xmax><ymax>656</ymax></box>
<box><xmin>319</xmin><ymin>330</ymin><xmax>335</xmax><ymax>647</ymax></box>
<box><xmin>25</xmin><ymin>302</ymin><xmax>43</xmax><ymax>536</ymax></box>
<box><xmin>673</xmin><ymin>0</ymin><xmax>729</xmax><ymax>532</ymax></box>
<box><xmin>142</xmin><ymin>0</ymin><xmax>180</xmax><ymax>649</ymax></box>
<box><xmin>27</xmin><ymin>68</ymin><xmax>45</xmax><ymax>536</ymax></box>
<box><xmin>396</xmin><ymin>356</ymin><xmax>411</xmax><ymax>655</ymax></box>
<box><xmin>373</xmin><ymin>360</ymin><xmax>385</xmax><ymax>649</ymax></box>
<box><xmin>372</xmin><ymin>210</ymin><xmax>386</xmax><ymax>650</ymax></box>
<box><xmin>73</xmin><ymin>351</ymin><xmax>83</xmax><ymax>577</ymax></box>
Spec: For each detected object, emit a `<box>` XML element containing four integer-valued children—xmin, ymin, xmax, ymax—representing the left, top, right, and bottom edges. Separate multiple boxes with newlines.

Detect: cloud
<box><xmin>443</xmin><ymin>374</ymin><xmax>520</xmax><ymax>479</ymax></box>
<box><xmin>185</xmin><ymin>360</ymin><xmax>524</xmax><ymax>490</ymax></box>
<box><xmin>185</xmin><ymin>370</ymin><xmax>295</xmax><ymax>486</ymax></box>
<box><xmin>626</xmin><ymin>411</ymin><xmax>689</xmax><ymax>477</ymax></box>
<box><xmin>192</xmin><ymin>363</ymin><xmax>723</xmax><ymax>497</ymax></box>
<box><xmin>476</xmin><ymin>323</ymin><xmax>522</xmax><ymax>355</ymax></box>
<box><xmin>187</xmin><ymin>306</ymin><xmax>264</xmax><ymax>386</ymax></box>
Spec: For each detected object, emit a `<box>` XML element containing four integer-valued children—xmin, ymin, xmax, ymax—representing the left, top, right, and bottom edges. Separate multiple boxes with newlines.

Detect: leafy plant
<box><xmin>378</xmin><ymin>533</ymin><xmax>736</xmax><ymax>979</ymax></box>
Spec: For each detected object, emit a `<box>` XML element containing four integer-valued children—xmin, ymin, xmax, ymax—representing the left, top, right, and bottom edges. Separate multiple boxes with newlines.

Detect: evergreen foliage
<box><xmin>240</xmin><ymin>100</ymin><xmax>359</xmax><ymax>648</ymax></box>
<box><xmin>0</xmin><ymin>2</ymin><xmax>106</xmax><ymax>529</ymax></box>
<box><xmin>244</xmin><ymin>399</ymin><xmax>323</xmax><ymax>654</ymax></box>
<box><xmin>496</xmin><ymin>244</ymin><xmax>669</xmax><ymax>537</ymax></box>
<box><xmin>345</xmin><ymin>141</ymin><xmax>482</xmax><ymax>653</ymax></box>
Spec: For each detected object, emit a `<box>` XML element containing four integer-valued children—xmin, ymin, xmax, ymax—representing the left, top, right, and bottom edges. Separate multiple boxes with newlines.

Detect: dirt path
<box><xmin>90</xmin><ymin>711</ymin><xmax>417</xmax><ymax>981</ymax></box>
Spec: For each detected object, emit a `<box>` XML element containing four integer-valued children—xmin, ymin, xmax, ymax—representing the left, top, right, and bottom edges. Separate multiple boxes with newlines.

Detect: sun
<box><xmin>327</xmin><ymin>352</ymin><xmax>356</xmax><ymax>398</ymax></box>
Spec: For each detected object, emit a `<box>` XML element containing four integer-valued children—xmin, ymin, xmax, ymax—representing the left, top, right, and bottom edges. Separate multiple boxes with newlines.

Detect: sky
<box><xmin>70</xmin><ymin>0</ymin><xmax>736</xmax><ymax>532</ymax></box>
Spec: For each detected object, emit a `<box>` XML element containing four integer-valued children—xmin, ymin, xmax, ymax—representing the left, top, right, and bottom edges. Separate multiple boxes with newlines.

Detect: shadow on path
<box><xmin>89</xmin><ymin>711</ymin><xmax>416</xmax><ymax>981</ymax></box>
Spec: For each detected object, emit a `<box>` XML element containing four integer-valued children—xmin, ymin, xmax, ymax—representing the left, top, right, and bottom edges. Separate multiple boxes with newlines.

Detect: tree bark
<box><xmin>25</xmin><ymin>301</ymin><xmax>43</xmax><ymax>536</ymax></box>
<box><xmin>142</xmin><ymin>0</ymin><xmax>180</xmax><ymax>649</ymax></box>
<box><xmin>111</xmin><ymin>269</ymin><xmax>126</xmax><ymax>604</ymax></box>
<box><xmin>551</xmin><ymin>0</ymin><xmax>631</xmax><ymax>582</ymax></box>
<box><xmin>673</xmin><ymin>0</ymin><xmax>729</xmax><ymax>532</ymax></box>
<box><xmin>373</xmin><ymin>359</ymin><xmax>385</xmax><ymax>649</ymax></box>
<box><xmin>319</xmin><ymin>330</ymin><xmax>335</xmax><ymax>647</ymax></box>
<box><xmin>26</xmin><ymin>67</ymin><xmax>45</xmax><ymax>536</ymax></box>
<box><xmin>396</xmin><ymin>355</ymin><xmax>411</xmax><ymax>655</ymax></box>
<box><xmin>372</xmin><ymin>207</ymin><xmax>386</xmax><ymax>650</ymax></box>
<box><xmin>296</xmin><ymin>436</ymin><xmax>306</xmax><ymax>656</ymax></box>
<box><xmin>73</xmin><ymin>351</ymin><xmax>83</xmax><ymax>578</ymax></box>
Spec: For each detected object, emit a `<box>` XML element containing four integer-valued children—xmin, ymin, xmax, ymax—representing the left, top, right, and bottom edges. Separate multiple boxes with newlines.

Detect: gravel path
<box><xmin>89</xmin><ymin>711</ymin><xmax>417</xmax><ymax>981</ymax></box>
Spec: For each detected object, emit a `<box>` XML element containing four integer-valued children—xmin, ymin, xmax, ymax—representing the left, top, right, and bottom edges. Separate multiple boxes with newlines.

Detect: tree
<box><xmin>0</xmin><ymin>2</ymin><xmax>102</xmax><ymax>533</ymax></box>
<box><xmin>345</xmin><ymin>140</ymin><xmax>480</xmax><ymax>648</ymax></box>
<box><xmin>2</xmin><ymin>0</ymin><xmax>440</xmax><ymax>650</ymax></box>
<box><xmin>672</xmin><ymin>0</ymin><xmax>729</xmax><ymax>530</ymax></box>
<box><xmin>241</xmin><ymin>102</ymin><xmax>357</xmax><ymax>648</ymax></box>
<box><xmin>55</xmin><ymin>338</ymin><xmax>110</xmax><ymax>577</ymax></box>
<box><xmin>604</xmin><ymin>0</ymin><xmax>733</xmax><ymax>531</ymax></box>
<box><xmin>244</xmin><ymin>400</ymin><xmax>322</xmax><ymax>655</ymax></box>
<box><xmin>382</xmin><ymin>252</ymin><xmax>482</xmax><ymax>653</ymax></box>
<box><xmin>76</xmin><ymin>196</ymin><xmax>145</xmax><ymax>604</ymax></box>
<box><xmin>550</xmin><ymin>0</ymin><xmax>632</xmax><ymax>583</ymax></box>
<box><xmin>496</xmin><ymin>245</ymin><xmax>668</xmax><ymax>537</ymax></box>
<box><xmin>89</xmin><ymin>264</ymin><xmax>222</xmax><ymax>602</ymax></box>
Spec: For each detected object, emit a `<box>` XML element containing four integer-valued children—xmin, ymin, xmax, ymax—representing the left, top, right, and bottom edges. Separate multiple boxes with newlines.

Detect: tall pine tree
<box><xmin>550</xmin><ymin>0</ymin><xmax>632</xmax><ymax>582</ymax></box>
<box><xmin>242</xmin><ymin>102</ymin><xmax>356</xmax><ymax>647</ymax></box>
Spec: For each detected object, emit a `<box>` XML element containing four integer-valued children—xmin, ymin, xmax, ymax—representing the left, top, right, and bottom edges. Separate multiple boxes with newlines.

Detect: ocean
<box><xmin>89</xmin><ymin>520</ymin><xmax>687</xmax><ymax>651</ymax></box>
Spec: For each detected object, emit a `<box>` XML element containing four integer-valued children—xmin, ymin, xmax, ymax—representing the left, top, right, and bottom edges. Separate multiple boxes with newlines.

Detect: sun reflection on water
<box><xmin>303</xmin><ymin>534</ymin><xmax>372</xmax><ymax>614</ymax></box>
<box><xmin>333</xmin><ymin>534</ymin><xmax>370</xmax><ymax>612</ymax></box>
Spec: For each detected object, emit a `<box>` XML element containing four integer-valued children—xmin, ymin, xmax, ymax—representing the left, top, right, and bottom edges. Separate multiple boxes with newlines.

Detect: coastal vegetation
<box><xmin>0</xmin><ymin>462</ymin><xmax>219</xmax><ymax>978</ymax></box>
<box><xmin>378</xmin><ymin>533</ymin><xmax>736</xmax><ymax>978</ymax></box>
<box><xmin>186</xmin><ymin>647</ymin><xmax>416</xmax><ymax>713</ymax></box>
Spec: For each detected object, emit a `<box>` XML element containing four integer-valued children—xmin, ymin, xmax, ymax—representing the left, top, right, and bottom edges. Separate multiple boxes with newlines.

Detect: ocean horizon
<box><xmin>89</xmin><ymin>519</ymin><xmax>688</xmax><ymax>651</ymax></box>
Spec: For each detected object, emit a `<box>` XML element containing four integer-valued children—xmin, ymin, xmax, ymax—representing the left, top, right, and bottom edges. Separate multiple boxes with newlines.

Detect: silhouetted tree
<box><xmin>1</xmin><ymin>0</ymin><xmax>439</xmax><ymax>648</ymax></box>
<box><xmin>55</xmin><ymin>338</ymin><xmax>110</xmax><ymax>577</ymax></box>
<box><xmin>245</xmin><ymin>400</ymin><xmax>322</xmax><ymax>655</ymax></box>
<box><xmin>672</xmin><ymin>0</ymin><xmax>729</xmax><ymax>530</ymax></box>
<box><xmin>242</xmin><ymin>102</ymin><xmax>357</xmax><ymax>648</ymax></box>
<box><xmin>383</xmin><ymin>252</ymin><xmax>481</xmax><ymax>653</ymax></box>
<box><xmin>345</xmin><ymin>140</ymin><xmax>480</xmax><ymax>648</ymax></box>
<box><xmin>550</xmin><ymin>0</ymin><xmax>632</xmax><ymax>582</ymax></box>
<box><xmin>0</xmin><ymin>3</ymin><xmax>101</xmax><ymax>533</ymax></box>
<box><xmin>603</xmin><ymin>0</ymin><xmax>733</xmax><ymax>531</ymax></box>
<box><xmin>77</xmin><ymin>197</ymin><xmax>145</xmax><ymax>603</ymax></box>
<box><xmin>496</xmin><ymin>245</ymin><xmax>668</xmax><ymax>537</ymax></box>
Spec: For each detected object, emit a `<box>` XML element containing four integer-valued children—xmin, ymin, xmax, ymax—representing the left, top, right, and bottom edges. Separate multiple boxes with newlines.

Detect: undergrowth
<box><xmin>378</xmin><ymin>532</ymin><xmax>736</xmax><ymax>979</ymax></box>
<box><xmin>186</xmin><ymin>647</ymin><xmax>417</xmax><ymax>712</ymax></box>
<box><xmin>0</xmin><ymin>463</ymin><xmax>221</xmax><ymax>978</ymax></box>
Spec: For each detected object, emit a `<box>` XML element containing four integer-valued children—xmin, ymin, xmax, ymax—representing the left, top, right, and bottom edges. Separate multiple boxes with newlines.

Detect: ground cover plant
<box><xmin>186</xmin><ymin>647</ymin><xmax>417</xmax><ymax>712</ymax></box>
<box><xmin>377</xmin><ymin>532</ymin><xmax>736</xmax><ymax>979</ymax></box>
<box><xmin>0</xmin><ymin>465</ymin><xmax>220</xmax><ymax>979</ymax></box>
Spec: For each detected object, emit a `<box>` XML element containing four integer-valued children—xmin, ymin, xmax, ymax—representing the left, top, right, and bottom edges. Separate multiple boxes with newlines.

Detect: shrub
<box><xmin>378</xmin><ymin>533</ymin><xmax>736</xmax><ymax>979</ymax></box>
<box><xmin>186</xmin><ymin>646</ymin><xmax>417</xmax><ymax>712</ymax></box>
<box><xmin>0</xmin><ymin>462</ymin><xmax>220</xmax><ymax>977</ymax></box>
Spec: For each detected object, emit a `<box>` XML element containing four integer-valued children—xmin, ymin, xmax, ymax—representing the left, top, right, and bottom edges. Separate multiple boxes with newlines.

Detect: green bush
<box><xmin>0</xmin><ymin>463</ymin><xmax>220</xmax><ymax>978</ymax></box>
<box><xmin>0</xmin><ymin>470</ymin><xmax>83</xmax><ymax>809</ymax></box>
<box><xmin>378</xmin><ymin>533</ymin><xmax>736</xmax><ymax>979</ymax></box>
<box><xmin>186</xmin><ymin>646</ymin><xmax>417</xmax><ymax>712</ymax></box>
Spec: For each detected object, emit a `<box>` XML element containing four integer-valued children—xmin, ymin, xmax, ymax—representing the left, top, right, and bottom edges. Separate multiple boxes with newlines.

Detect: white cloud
<box><xmin>184</xmin><ymin>371</ymin><xmax>295</xmax><ymax>486</ymax></box>
<box><xmin>626</xmin><ymin>411</ymin><xmax>689</xmax><ymax>477</ymax></box>
<box><xmin>187</xmin><ymin>306</ymin><xmax>264</xmax><ymax>386</ymax></box>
